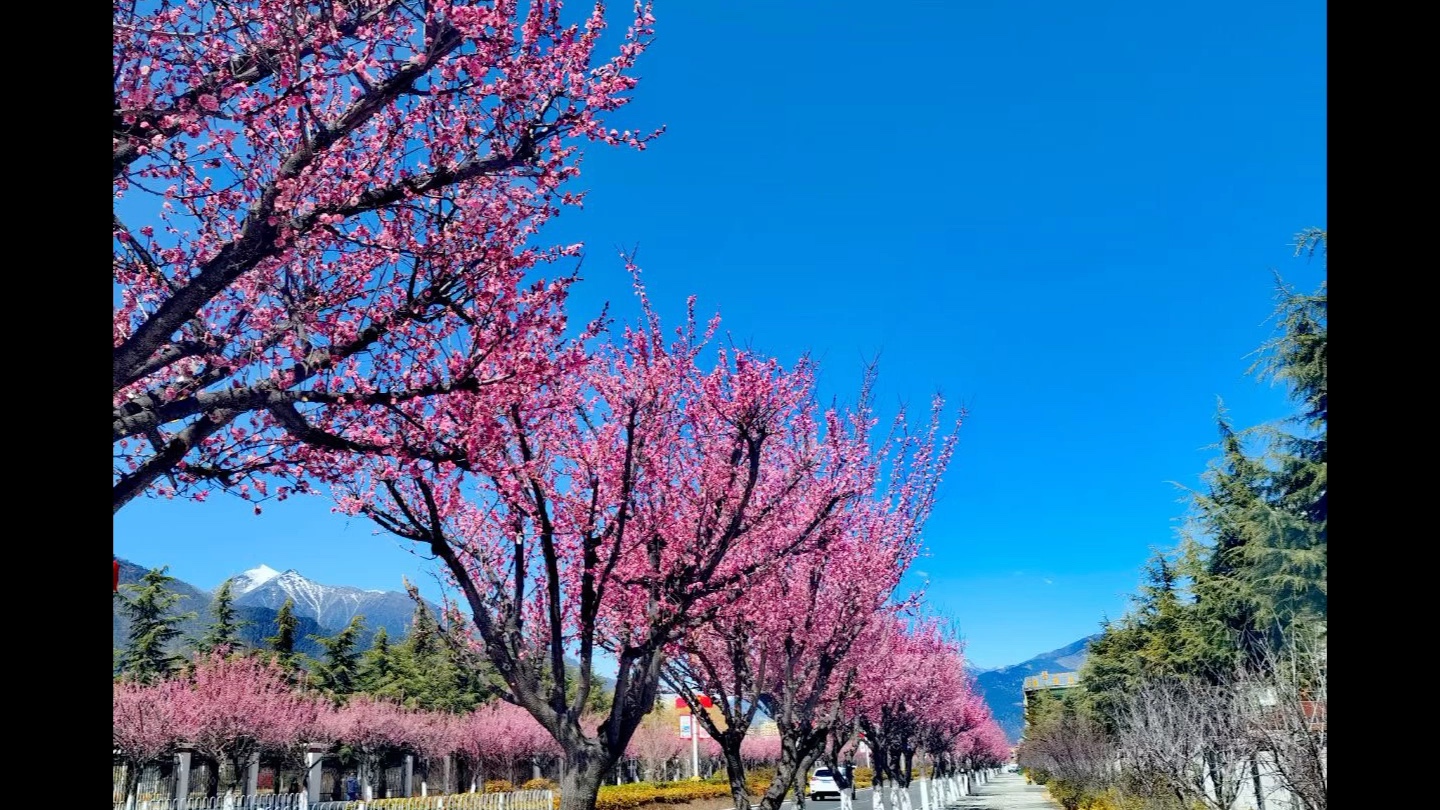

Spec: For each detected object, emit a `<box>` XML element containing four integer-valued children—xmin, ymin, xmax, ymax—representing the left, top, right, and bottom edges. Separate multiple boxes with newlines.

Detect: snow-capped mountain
<box><xmin>114</xmin><ymin>558</ymin><xmax>331</xmax><ymax>659</ymax></box>
<box><xmin>229</xmin><ymin>564</ymin><xmax>283</xmax><ymax>596</ymax></box>
<box><xmin>227</xmin><ymin>565</ymin><xmax>434</xmax><ymax>643</ymax></box>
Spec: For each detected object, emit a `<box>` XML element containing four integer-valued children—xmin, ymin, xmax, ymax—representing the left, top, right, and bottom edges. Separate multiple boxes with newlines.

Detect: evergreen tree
<box><xmin>1247</xmin><ymin>228</ymin><xmax>1327</xmax><ymax>628</ymax></box>
<box><xmin>267</xmin><ymin>597</ymin><xmax>302</xmax><ymax>672</ymax></box>
<box><xmin>367</xmin><ymin>584</ymin><xmax>501</xmax><ymax>711</ymax></box>
<box><xmin>196</xmin><ymin>578</ymin><xmax>248</xmax><ymax>657</ymax></box>
<box><xmin>116</xmin><ymin>566</ymin><xmax>193</xmax><ymax>683</ymax></box>
<box><xmin>1079</xmin><ymin>552</ymin><xmax>1214</xmax><ymax>730</ymax></box>
<box><xmin>1079</xmin><ymin>226</ymin><xmax>1328</xmax><ymax>730</ymax></box>
<box><xmin>1184</xmin><ymin>229</ymin><xmax>1328</xmax><ymax>666</ymax></box>
<box><xmin>390</xmin><ymin>595</ymin><xmax>475</xmax><ymax>711</ymax></box>
<box><xmin>357</xmin><ymin>626</ymin><xmax>400</xmax><ymax>695</ymax></box>
<box><xmin>313</xmin><ymin>615</ymin><xmax>366</xmax><ymax>701</ymax></box>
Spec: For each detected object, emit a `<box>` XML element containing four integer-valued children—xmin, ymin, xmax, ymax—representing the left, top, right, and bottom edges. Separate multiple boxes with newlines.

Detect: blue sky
<box><xmin>113</xmin><ymin>0</ymin><xmax>1327</xmax><ymax>671</ymax></box>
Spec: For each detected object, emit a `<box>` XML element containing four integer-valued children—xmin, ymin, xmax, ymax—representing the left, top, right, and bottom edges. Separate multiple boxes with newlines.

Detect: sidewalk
<box><xmin>936</xmin><ymin>772</ymin><xmax>1059</xmax><ymax>810</ymax></box>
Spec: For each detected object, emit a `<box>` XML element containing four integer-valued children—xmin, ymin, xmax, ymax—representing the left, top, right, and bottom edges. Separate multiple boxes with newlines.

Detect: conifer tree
<box><xmin>116</xmin><ymin>566</ymin><xmax>193</xmax><ymax>683</ymax></box>
<box><xmin>392</xmin><ymin>595</ymin><xmax>472</xmax><ymax>711</ymax></box>
<box><xmin>267</xmin><ymin>597</ymin><xmax>302</xmax><ymax>672</ymax></box>
<box><xmin>1247</xmin><ymin>228</ymin><xmax>1326</xmax><ymax>628</ymax></box>
<box><xmin>1183</xmin><ymin>229</ymin><xmax>1328</xmax><ymax>666</ymax></box>
<box><xmin>356</xmin><ymin>627</ymin><xmax>399</xmax><ymax>696</ymax></box>
<box><xmin>313</xmin><ymin>615</ymin><xmax>366</xmax><ymax>701</ymax></box>
<box><xmin>196</xmin><ymin>579</ymin><xmax>248</xmax><ymax>657</ymax></box>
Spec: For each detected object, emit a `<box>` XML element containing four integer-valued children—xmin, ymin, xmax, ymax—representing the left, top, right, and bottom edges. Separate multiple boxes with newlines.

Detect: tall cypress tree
<box><xmin>314</xmin><ymin>615</ymin><xmax>366</xmax><ymax>701</ymax></box>
<box><xmin>267</xmin><ymin>596</ymin><xmax>301</xmax><ymax>672</ymax></box>
<box><xmin>116</xmin><ymin>566</ymin><xmax>192</xmax><ymax>683</ymax></box>
<box><xmin>196</xmin><ymin>579</ymin><xmax>248</xmax><ymax>657</ymax></box>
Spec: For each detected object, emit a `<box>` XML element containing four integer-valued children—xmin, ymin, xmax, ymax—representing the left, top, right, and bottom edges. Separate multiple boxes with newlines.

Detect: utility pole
<box><xmin>691</xmin><ymin>720</ymin><xmax>700</xmax><ymax>780</ymax></box>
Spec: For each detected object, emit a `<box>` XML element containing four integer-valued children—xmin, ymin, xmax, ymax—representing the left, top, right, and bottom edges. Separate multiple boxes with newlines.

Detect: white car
<box><xmin>808</xmin><ymin>768</ymin><xmax>841</xmax><ymax>800</ymax></box>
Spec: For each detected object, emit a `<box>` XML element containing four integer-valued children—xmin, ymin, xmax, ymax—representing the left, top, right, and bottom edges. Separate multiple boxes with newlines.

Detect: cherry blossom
<box><xmin>113</xmin><ymin>0</ymin><xmax>660</xmax><ymax>514</ymax></box>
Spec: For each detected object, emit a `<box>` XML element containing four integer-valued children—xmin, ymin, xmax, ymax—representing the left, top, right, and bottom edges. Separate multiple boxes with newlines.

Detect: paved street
<box><xmin>774</xmin><ymin>773</ymin><xmax>1055</xmax><ymax>810</ymax></box>
<box><xmin>934</xmin><ymin>773</ymin><xmax>1059</xmax><ymax>810</ymax></box>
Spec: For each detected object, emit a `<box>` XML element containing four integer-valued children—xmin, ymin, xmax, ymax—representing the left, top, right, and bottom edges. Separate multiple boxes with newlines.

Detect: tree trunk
<box><xmin>557</xmin><ymin>748</ymin><xmax>615</xmax><ymax>810</ymax></box>
<box><xmin>122</xmin><ymin>761</ymin><xmax>142</xmax><ymax>809</ymax></box>
<box><xmin>756</xmin><ymin>738</ymin><xmax>817</xmax><ymax>810</ymax></box>
<box><xmin>205</xmin><ymin>757</ymin><xmax>221</xmax><ymax>800</ymax></box>
<box><xmin>1250</xmin><ymin>754</ymin><xmax>1266</xmax><ymax>810</ymax></box>
<box><xmin>722</xmin><ymin>741</ymin><xmax>752</xmax><ymax>810</ymax></box>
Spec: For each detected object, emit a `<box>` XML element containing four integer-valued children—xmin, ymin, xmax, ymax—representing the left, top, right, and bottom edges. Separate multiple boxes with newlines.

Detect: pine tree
<box><xmin>267</xmin><ymin>597</ymin><xmax>302</xmax><ymax>672</ymax></box>
<box><xmin>1079</xmin><ymin>551</ymin><xmax>1215</xmax><ymax>729</ymax></box>
<box><xmin>196</xmin><ymin>579</ymin><xmax>248</xmax><ymax>657</ymax></box>
<box><xmin>374</xmin><ymin>584</ymin><xmax>499</xmax><ymax>711</ymax></box>
<box><xmin>116</xmin><ymin>566</ymin><xmax>193</xmax><ymax>683</ymax></box>
<box><xmin>313</xmin><ymin>615</ymin><xmax>366</xmax><ymax>701</ymax></box>
<box><xmin>357</xmin><ymin>627</ymin><xmax>399</xmax><ymax>695</ymax></box>
<box><xmin>1184</xmin><ymin>229</ymin><xmax>1328</xmax><ymax>666</ymax></box>
<box><xmin>1247</xmin><ymin>228</ymin><xmax>1327</xmax><ymax>629</ymax></box>
<box><xmin>391</xmin><ymin>595</ymin><xmax>464</xmax><ymax>710</ymax></box>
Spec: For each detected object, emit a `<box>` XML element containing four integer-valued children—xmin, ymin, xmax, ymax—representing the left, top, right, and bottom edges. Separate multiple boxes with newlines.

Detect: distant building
<box><xmin>1021</xmin><ymin>670</ymin><xmax>1080</xmax><ymax>710</ymax></box>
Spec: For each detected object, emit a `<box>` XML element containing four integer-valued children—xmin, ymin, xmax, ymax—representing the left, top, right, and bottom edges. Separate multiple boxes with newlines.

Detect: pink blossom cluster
<box><xmin>739</xmin><ymin>735</ymin><xmax>783</xmax><ymax>765</ymax></box>
<box><xmin>113</xmin><ymin>1</ymin><xmax>660</xmax><ymax>512</ymax></box>
<box><xmin>113</xmin><ymin>654</ymin><xmax>572</xmax><ymax>771</ymax></box>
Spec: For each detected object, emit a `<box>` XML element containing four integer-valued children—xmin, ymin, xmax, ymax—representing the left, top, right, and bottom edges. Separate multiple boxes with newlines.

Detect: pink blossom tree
<box><xmin>852</xmin><ymin>617</ymin><xmax>954</xmax><ymax>810</ymax></box>
<box><xmin>341</xmin><ymin>289</ymin><xmax>871</xmax><ymax>810</ymax></box>
<box><xmin>626</xmin><ymin>711</ymin><xmax>686</xmax><ymax>782</ymax></box>
<box><xmin>662</xmin><ymin>384</ymin><xmax>957</xmax><ymax>810</ymax></box>
<box><xmin>113</xmin><ymin>678</ymin><xmax>187</xmax><ymax>804</ymax></box>
<box><xmin>323</xmin><ymin>695</ymin><xmax>418</xmax><ymax>801</ymax></box>
<box><xmin>459</xmin><ymin>700</ymin><xmax>560</xmax><ymax>789</ymax></box>
<box><xmin>112</xmin><ymin>0</ymin><xmax>659</xmax><ymax>514</ymax></box>
<box><xmin>400</xmin><ymin>709</ymin><xmax>463</xmax><ymax>796</ymax></box>
<box><xmin>965</xmin><ymin>720</ymin><xmax>1012</xmax><ymax>769</ymax></box>
<box><xmin>740</xmin><ymin>735</ymin><xmax>783</xmax><ymax>768</ymax></box>
<box><xmin>919</xmin><ymin>688</ymin><xmax>987</xmax><ymax>784</ymax></box>
<box><xmin>171</xmin><ymin>652</ymin><xmax>324</xmax><ymax>798</ymax></box>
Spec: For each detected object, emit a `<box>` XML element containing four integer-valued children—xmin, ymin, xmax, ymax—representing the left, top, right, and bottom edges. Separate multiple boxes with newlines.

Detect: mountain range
<box><xmin>115</xmin><ymin>557</ymin><xmax>1095</xmax><ymax>744</ymax></box>
<box><xmin>112</xmin><ymin>559</ymin><xmax>436</xmax><ymax>661</ymax></box>
<box><xmin>970</xmin><ymin>634</ymin><xmax>1101</xmax><ymax>744</ymax></box>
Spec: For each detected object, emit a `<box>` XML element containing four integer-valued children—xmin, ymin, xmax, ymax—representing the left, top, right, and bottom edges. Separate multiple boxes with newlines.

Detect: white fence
<box><xmin>113</xmin><ymin>789</ymin><xmax>556</xmax><ymax>810</ymax></box>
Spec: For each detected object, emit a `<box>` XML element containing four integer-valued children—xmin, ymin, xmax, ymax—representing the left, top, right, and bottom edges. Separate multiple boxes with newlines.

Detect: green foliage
<box><xmin>1184</xmin><ymin>231</ymin><xmax>1327</xmax><ymax>666</ymax></box>
<box><xmin>1078</xmin><ymin>552</ymin><xmax>1220</xmax><ymax>730</ymax></box>
<box><xmin>267</xmin><ymin>597</ymin><xmax>302</xmax><ymax>672</ymax></box>
<box><xmin>1079</xmin><ymin>227</ymin><xmax>1327</xmax><ymax>716</ymax></box>
<box><xmin>195</xmin><ymin>578</ymin><xmax>247</xmax><ymax>657</ymax></box>
<box><xmin>592</xmin><ymin>780</ymin><xmax>732</xmax><ymax>810</ymax></box>
<box><xmin>363</xmin><ymin>586</ymin><xmax>502</xmax><ymax>712</ymax></box>
<box><xmin>356</xmin><ymin>627</ymin><xmax>398</xmax><ymax>693</ymax></box>
<box><xmin>116</xmin><ymin>566</ymin><xmax>193</xmax><ymax>683</ymax></box>
<box><xmin>313</xmin><ymin>615</ymin><xmax>367</xmax><ymax>701</ymax></box>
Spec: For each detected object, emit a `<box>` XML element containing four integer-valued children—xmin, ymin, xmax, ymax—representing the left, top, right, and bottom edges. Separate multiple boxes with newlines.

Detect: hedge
<box><xmin>594</xmin><ymin>780</ymin><xmax>732</xmax><ymax>810</ymax></box>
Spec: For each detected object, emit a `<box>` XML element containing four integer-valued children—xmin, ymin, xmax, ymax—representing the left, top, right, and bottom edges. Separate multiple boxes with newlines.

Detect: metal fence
<box><xmin>112</xmin><ymin>789</ymin><xmax>556</xmax><ymax>810</ymax></box>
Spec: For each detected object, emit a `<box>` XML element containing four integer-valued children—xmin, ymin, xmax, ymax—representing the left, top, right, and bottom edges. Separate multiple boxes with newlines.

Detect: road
<box><xmin>771</xmin><ymin>773</ymin><xmax>1055</xmax><ymax>810</ymax></box>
